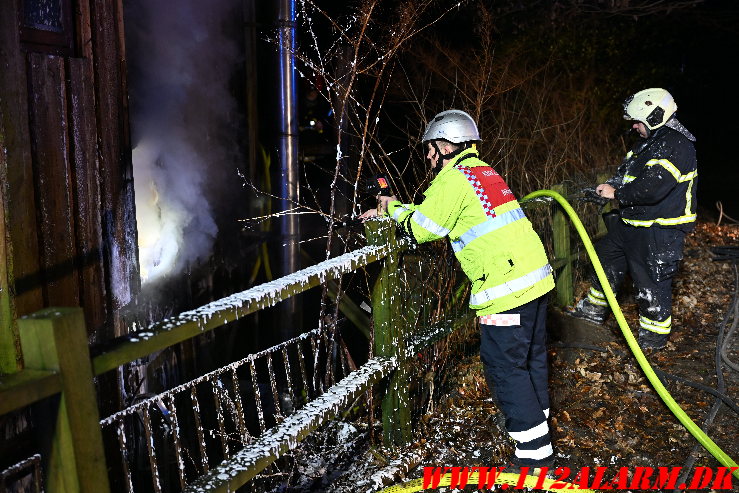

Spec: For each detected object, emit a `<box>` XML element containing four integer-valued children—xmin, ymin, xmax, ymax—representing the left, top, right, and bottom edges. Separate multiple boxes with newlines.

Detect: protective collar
<box><xmin>664</xmin><ymin>117</ymin><xmax>696</xmax><ymax>142</ymax></box>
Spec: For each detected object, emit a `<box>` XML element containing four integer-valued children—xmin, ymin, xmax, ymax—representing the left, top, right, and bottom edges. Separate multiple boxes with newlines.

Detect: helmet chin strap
<box><xmin>429</xmin><ymin>141</ymin><xmax>475</xmax><ymax>176</ymax></box>
<box><xmin>429</xmin><ymin>142</ymin><xmax>443</xmax><ymax>175</ymax></box>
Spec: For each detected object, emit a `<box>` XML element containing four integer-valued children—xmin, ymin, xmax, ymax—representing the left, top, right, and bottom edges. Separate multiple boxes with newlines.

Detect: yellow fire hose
<box><xmin>378</xmin><ymin>189</ymin><xmax>738</xmax><ymax>492</ymax></box>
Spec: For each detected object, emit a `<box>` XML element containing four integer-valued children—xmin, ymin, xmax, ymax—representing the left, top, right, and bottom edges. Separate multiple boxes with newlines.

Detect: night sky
<box><xmin>451</xmin><ymin>0</ymin><xmax>739</xmax><ymax>217</ymax></box>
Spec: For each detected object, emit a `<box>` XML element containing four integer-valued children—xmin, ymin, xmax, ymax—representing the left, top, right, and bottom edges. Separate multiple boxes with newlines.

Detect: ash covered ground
<box><xmin>254</xmin><ymin>221</ymin><xmax>739</xmax><ymax>492</ymax></box>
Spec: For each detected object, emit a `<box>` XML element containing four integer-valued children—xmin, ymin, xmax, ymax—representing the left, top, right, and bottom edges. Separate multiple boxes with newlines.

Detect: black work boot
<box><xmin>503</xmin><ymin>455</ymin><xmax>555</xmax><ymax>477</ymax></box>
<box><xmin>638</xmin><ymin>328</ymin><xmax>668</xmax><ymax>350</ymax></box>
<box><xmin>568</xmin><ymin>298</ymin><xmax>607</xmax><ymax>325</ymax></box>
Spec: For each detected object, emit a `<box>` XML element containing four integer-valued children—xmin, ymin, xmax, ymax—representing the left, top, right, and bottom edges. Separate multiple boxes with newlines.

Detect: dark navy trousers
<box><xmin>591</xmin><ymin>218</ymin><xmax>684</xmax><ymax>333</ymax></box>
<box><xmin>480</xmin><ymin>294</ymin><xmax>553</xmax><ymax>464</ymax></box>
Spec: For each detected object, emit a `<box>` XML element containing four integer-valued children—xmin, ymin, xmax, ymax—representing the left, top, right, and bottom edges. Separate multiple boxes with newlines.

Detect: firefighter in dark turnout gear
<box><xmin>570</xmin><ymin>88</ymin><xmax>697</xmax><ymax>350</ymax></box>
<box><xmin>360</xmin><ymin>110</ymin><xmax>555</xmax><ymax>472</ymax></box>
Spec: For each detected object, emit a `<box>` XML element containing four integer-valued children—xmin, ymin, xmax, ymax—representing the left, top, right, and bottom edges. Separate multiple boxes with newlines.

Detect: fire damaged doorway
<box><xmin>122</xmin><ymin>0</ymin><xmax>258</xmax><ymax>399</ymax></box>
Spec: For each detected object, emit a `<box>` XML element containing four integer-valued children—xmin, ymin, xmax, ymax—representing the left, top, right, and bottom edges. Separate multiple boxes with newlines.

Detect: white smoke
<box><xmin>125</xmin><ymin>0</ymin><xmax>242</xmax><ymax>284</ymax></box>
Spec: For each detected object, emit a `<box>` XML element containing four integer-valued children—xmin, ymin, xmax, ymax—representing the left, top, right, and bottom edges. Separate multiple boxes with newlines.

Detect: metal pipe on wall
<box><xmin>278</xmin><ymin>0</ymin><xmax>300</xmax><ymax>339</ymax></box>
<box><xmin>244</xmin><ymin>0</ymin><xmax>258</xmax><ymax>188</ymax></box>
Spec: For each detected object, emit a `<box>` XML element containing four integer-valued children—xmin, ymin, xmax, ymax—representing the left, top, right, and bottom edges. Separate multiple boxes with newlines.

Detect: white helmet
<box><xmin>422</xmin><ymin>109</ymin><xmax>480</xmax><ymax>144</ymax></box>
<box><xmin>623</xmin><ymin>88</ymin><xmax>677</xmax><ymax>130</ymax></box>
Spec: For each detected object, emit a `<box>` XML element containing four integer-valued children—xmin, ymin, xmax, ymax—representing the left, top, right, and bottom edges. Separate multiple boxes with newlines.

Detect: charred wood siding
<box><xmin>28</xmin><ymin>54</ymin><xmax>81</xmax><ymax>309</ymax></box>
<box><xmin>0</xmin><ymin>0</ymin><xmax>139</xmax><ymax>373</ymax></box>
<box><xmin>0</xmin><ymin>0</ymin><xmax>44</xmax><ymax>372</ymax></box>
<box><xmin>89</xmin><ymin>0</ymin><xmax>140</xmax><ymax>338</ymax></box>
<box><xmin>68</xmin><ymin>57</ymin><xmax>107</xmax><ymax>338</ymax></box>
<box><xmin>0</xmin><ymin>117</ymin><xmax>21</xmax><ymax>373</ymax></box>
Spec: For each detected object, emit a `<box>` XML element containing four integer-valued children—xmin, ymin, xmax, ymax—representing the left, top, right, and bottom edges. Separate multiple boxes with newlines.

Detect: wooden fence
<box><xmin>0</xmin><ymin>192</ymin><xmax>604</xmax><ymax>492</ymax></box>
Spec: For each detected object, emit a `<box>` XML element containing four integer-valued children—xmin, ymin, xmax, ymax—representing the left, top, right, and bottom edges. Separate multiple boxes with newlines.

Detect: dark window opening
<box><xmin>19</xmin><ymin>0</ymin><xmax>75</xmax><ymax>55</ymax></box>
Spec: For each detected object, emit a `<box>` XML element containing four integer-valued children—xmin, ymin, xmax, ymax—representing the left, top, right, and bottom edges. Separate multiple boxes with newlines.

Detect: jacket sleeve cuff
<box><xmin>386</xmin><ymin>200</ymin><xmax>412</xmax><ymax>221</ymax></box>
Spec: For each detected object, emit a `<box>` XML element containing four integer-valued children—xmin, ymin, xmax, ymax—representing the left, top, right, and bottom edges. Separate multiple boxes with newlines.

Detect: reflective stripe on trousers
<box><xmin>587</xmin><ymin>287</ymin><xmax>607</xmax><ymax>306</ymax></box>
<box><xmin>640</xmin><ymin>315</ymin><xmax>672</xmax><ymax>334</ymax></box>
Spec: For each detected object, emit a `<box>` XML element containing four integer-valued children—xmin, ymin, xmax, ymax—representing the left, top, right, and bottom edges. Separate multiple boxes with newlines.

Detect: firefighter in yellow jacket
<box><xmin>361</xmin><ymin>110</ymin><xmax>555</xmax><ymax>471</ymax></box>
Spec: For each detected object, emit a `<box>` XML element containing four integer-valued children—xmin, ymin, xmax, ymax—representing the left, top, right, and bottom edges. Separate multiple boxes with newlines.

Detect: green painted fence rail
<box><xmin>0</xmin><ymin>369</ymin><xmax>61</xmax><ymax>415</ymax></box>
<box><xmin>92</xmin><ymin>240</ymin><xmax>402</xmax><ymax>377</ymax></box>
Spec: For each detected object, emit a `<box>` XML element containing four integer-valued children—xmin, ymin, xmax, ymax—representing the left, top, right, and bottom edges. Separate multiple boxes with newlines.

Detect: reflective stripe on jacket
<box><xmin>386</xmin><ymin>148</ymin><xmax>553</xmax><ymax>315</ymax></box>
<box><xmin>608</xmin><ymin>126</ymin><xmax>698</xmax><ymax>231</ymax></box>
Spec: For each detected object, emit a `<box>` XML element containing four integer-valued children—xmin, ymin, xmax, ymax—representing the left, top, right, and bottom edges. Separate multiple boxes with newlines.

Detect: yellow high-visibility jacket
<box><xmin>386</xmin><ymin>148</ymin><xmax>553</xmax><ymax>315</ymax></box>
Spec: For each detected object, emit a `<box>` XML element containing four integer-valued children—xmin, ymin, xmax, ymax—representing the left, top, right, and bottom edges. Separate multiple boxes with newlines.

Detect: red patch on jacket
<box><xmin>456</xmin><ymin>166</ymin><xmax>516</xmax><ymax>218</ymax></box>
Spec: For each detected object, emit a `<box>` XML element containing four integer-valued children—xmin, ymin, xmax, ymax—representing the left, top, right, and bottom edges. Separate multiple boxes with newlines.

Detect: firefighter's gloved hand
<box><xmin>581</xmin><ymin>187</ymin><xmax>610</xmax><ymax>206</ymax></box>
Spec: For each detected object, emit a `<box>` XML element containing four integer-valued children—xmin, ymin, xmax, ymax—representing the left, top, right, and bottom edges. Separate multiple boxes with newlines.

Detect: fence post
<box><xmin>18</xmin><ymin>307</ymin><xmax>111</xmax><ymax>493</ymax></box>
<box><xmin>552</xmin><ymin>183</ymin><xmax>574</xmax><ymax>307</ymax></box>
<box><xmin>365</xmin><ymin>219</ymin><xmax>411</xmax><ymax>445</ymax></box>
<box><xmin>596</xmin><ymin>172</ymin><xmax>613</xmax><ymax>237</ymax></box>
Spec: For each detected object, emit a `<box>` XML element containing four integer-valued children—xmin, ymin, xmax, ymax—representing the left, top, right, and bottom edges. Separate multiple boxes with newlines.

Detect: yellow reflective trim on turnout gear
<box><xmin>587</xmin><ymin>287</ymin><xmax>608</xmax><ymax>306</ymax></box>
<box><xmin>640</xmin><ymin>315</ymin><xmax>672</xmax><ymax>334</ymax></box>
<box><xmin>679</xmin><ymin>170</ymin><xmax>697</xmax><ymax>182</ymax></box>
<box><xmin>624</xmin><ymin>159</ymin><xmax>698</xmax><ymax>226</ymax></box>
<box><xmin>622</xmin><ymin>213</ymin><xmax>697</xmax><ymax>227</ymax></box>
<box><xmin>684</xmin><ymin>174</ymin><xmax>696</xmax><ymax>218</ymax></box>
<box><xmin>621</xmin><ymin>158</ymin><xmax>697</xmax><ymax>227</ymax></box>
<box><xmin>645</xmin><ymin>158</ymin><xmax>681</xmax><ymax>181</ymax></box>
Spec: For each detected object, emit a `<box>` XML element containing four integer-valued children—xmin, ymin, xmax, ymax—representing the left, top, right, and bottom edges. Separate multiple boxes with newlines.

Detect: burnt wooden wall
<box><xmin>0</xmin><ymin>0</ymin><xmax>139</xmax><ymax>374</ymax></box>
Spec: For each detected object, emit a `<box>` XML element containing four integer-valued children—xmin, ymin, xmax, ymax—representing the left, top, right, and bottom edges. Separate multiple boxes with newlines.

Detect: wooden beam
<box><xmin>596</xmin><ymin>172</ymin><xmax>613</xmax><ymax>236</ymax></box>
<box><xmin>27</xmin><ymin>54</ymin><xmax>80</xmax><ymax>308</ymax></box>
<box><xmin>89</xmin><ymin>0</ymin><xmax>139</xmax><ymax>338</ymax></box>
<box><xmin>366</xmin><ymin>220</ymin><xmax>411</xmax><ymax>445</ymax></box>
<box><xmin>19</xmin><ymin>308</ymin><xmax>110</xmax><ymax>493</ymax></box>
<box><xmin>0</xmin><ymin>369</ymin><xmax>62</xmax><ymax>415</ymax></box>
<box><xmin>68</xmin><ymin>58</ymin><xmax>107</xmax><ymax>337</ymax></box>
<box><xmin>0</xmin><ymin>110</ymin><xmax>21</xmax><ymax>372</ymax></box>
<box><xmin>0</xmin><ymin>0</ymin><xmax>44</xmax><ymax>317</ymax></box>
